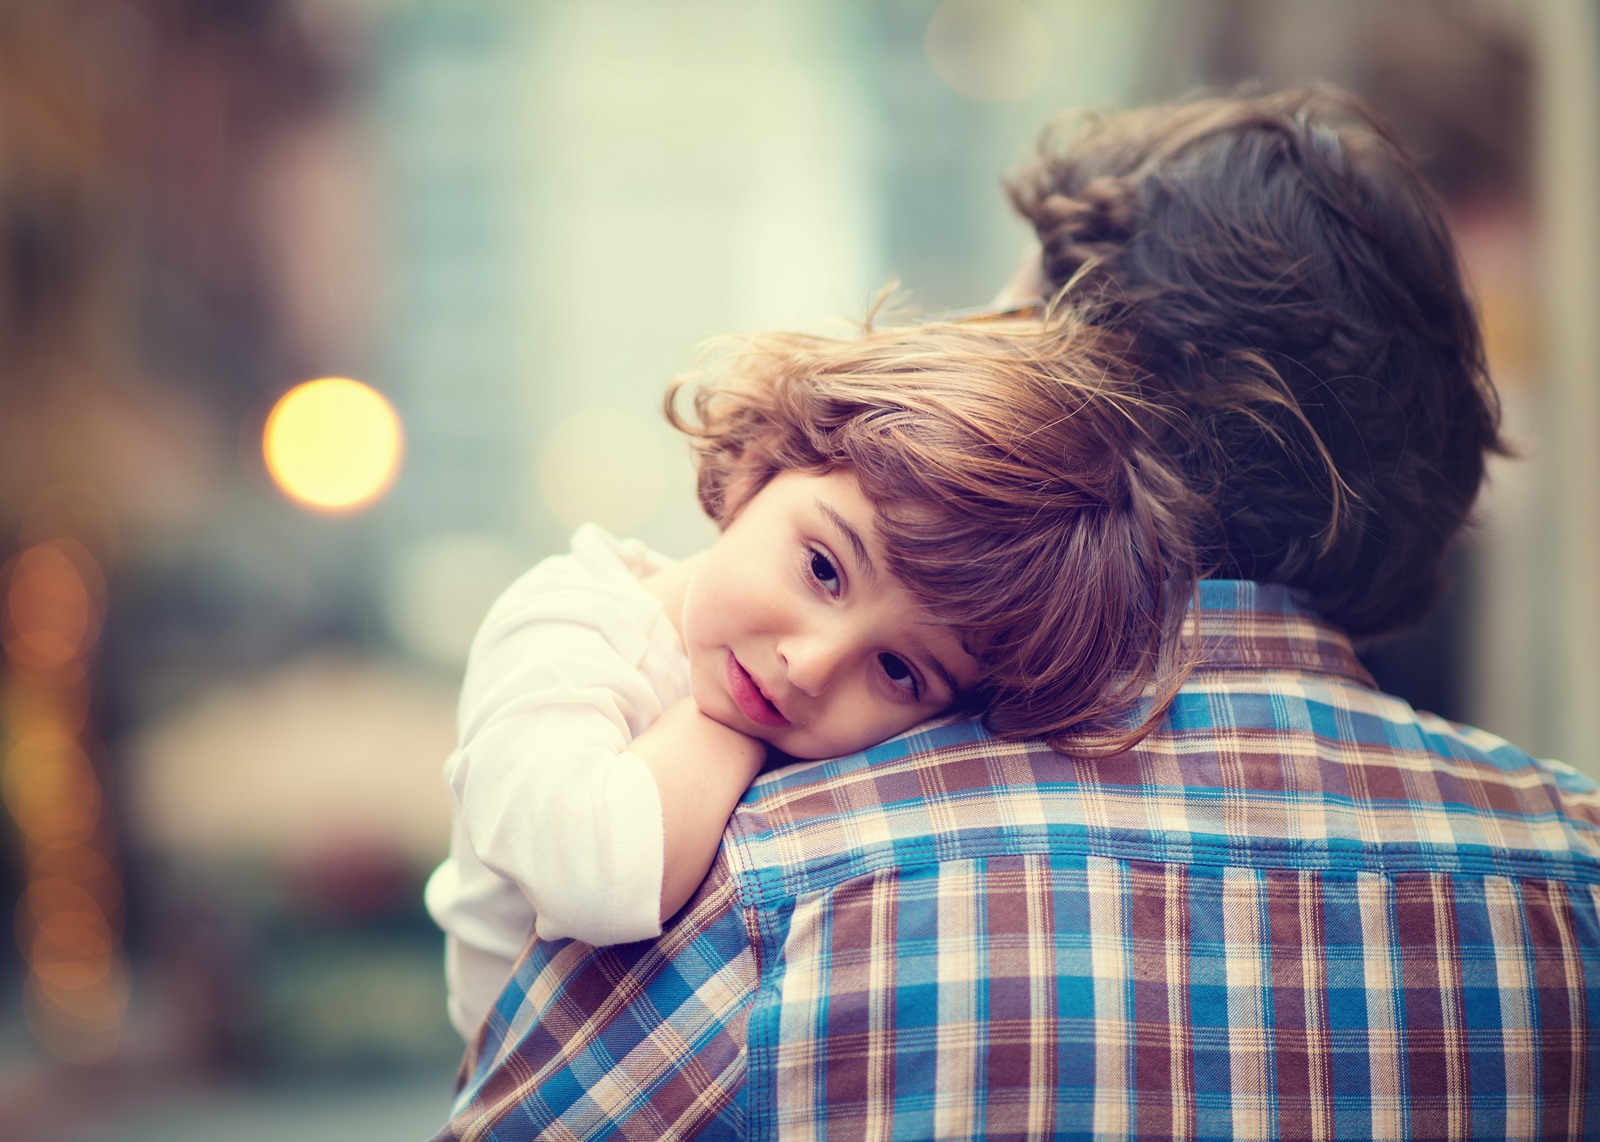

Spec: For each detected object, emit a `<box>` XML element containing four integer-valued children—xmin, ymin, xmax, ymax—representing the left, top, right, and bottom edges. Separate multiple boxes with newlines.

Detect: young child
<box><xmin>424</xmin><ymin>306</ymin><xmax>1203</xmax><ymax>1039</ymax></box>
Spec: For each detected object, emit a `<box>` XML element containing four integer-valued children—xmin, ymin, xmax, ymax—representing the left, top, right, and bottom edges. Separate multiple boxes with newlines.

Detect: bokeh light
<box><xmin>924</xmin><ymin>0</ymin><xmax>1051</xmax><ymax>103</ymax></box>
<box><xmin>384</xmin><ymin>533</ymin><xmax>523</xmax><ymax>668</ymax></box>
<box><xmin>22</xmin><ymin>955</ymin><xmax>130</xmax><ymax>1064</ymax></box>
<box><xmin>3</xmin><ymin>523</ymin><xmax>128</xmax><ymax>1066</ymax></box>
<box><xmin>537</xmin><ymin>408</ymin><xmax>672</xmax><ymax>535</ymax></box>
<box><xmin>3</xmin><ymin>730</ymin><xmax>102</xmax><ymax>848</ymax></box>
<box><xmin>263</xmin><ymin>377</ymin><xmax>403</xmax><ymax>512</ymax></box>
<box><xmin>1</xmin><ymin>540</ymin><xmax>103</xmax><ymax>670</ymax></box>
<box><xmin>3</xmin><ymin>659</ymin><xmax>90</xmax><ymax>738</ymax></box>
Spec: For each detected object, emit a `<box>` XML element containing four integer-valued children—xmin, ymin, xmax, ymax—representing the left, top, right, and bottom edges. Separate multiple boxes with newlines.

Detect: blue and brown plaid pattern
<box><xmin>435</xmin><ymin>581</ymin><xmax>1600</xmax><ymax>1140</ymax></box>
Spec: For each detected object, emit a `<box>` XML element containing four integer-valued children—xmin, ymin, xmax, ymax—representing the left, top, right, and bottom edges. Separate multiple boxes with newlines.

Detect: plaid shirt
<box><xmin>435</xmin><ymin>581</ymin><xmax>1600</xmax><ymax>1141</ymax></box>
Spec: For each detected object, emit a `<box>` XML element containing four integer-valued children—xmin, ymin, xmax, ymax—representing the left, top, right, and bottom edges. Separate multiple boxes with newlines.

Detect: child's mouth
<box><xmin>726</xmin><ymin>653</ymin><xmax>789</xmax><ymax>728</ymax></box>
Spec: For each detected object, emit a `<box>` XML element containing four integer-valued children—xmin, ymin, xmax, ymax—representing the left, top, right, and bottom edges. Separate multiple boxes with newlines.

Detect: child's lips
<box><xmin>726</xmin><ymin>652</ymin><xmax>789</xmax><ymax>728</ymax></box>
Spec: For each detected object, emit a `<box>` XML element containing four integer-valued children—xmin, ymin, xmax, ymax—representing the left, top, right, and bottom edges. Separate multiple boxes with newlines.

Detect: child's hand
<box><xmin>630</xmin><ymin>698</ymin><xmax>766</xmax><ymax>924</ymax></box>
<box><xmin>647</xmin><ymin>696</ymin><xmax>768</xmax><ymax>767</ymax></box>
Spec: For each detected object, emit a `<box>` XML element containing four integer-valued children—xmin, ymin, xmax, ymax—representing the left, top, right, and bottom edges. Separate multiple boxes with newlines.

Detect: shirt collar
<box><xmin>1186</xmin><ymin>580</ymin><xmax>1377</xmax><ymax>688</ymax></box>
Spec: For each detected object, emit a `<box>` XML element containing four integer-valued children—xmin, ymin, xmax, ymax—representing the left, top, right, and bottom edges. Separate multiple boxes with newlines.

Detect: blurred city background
<box><xmin>1</xmin><ymin>0</ymin><xmax>1595</xmax><ymax>1138</ymax></box>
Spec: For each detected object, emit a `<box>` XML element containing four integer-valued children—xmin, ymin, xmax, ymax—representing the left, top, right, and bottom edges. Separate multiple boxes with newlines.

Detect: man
<box><xmin>434</xmin><ymin>87</ymin><xmax>1600</xmax><ymax>1141</ymax></box>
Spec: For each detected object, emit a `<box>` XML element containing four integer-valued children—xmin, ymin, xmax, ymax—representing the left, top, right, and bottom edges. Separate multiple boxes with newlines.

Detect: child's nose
<box><xmin>779</xmin><ymin>632</ymin><xmax>849</xmax><ymax>698</ymax></box>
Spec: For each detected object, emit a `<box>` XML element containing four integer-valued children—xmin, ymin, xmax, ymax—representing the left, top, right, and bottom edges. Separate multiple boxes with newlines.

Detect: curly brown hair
<box><xmin>1007</xmin><ymin>85</ymin><xmax>1507</xmax><ymax>640</ymax></box>
<box><xmin>665</xmin><ymin>308</ymin><xmax>1204</xmax><ymax>755</ymax></box>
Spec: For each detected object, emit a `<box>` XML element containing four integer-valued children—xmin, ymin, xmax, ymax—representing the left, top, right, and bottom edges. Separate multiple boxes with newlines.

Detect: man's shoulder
<box><xmin>726</xmin><ymin>719</ymin><xmax>1099</xmax><ymax>904</ymax></box>
<box><xmin>723</xmin><ymin>647</ymin><xmax>1600</xmax><ymax>901</ymax></box>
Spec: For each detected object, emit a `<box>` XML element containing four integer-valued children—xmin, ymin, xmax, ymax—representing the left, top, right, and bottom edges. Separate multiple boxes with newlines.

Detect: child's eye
<box><xmin>808</xmin><ymin>548</ymin><xmax>842</xmax><ymax>596</ymax></box>
<box><xmin>878</xmin><ymin>653</ymin><xmax>921</xmax><ymax>700</ymax></box>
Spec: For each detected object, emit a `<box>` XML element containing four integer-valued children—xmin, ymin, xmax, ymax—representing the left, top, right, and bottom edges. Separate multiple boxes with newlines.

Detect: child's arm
<box><xmin>430</xmin><ymin>533</ymin><xmax>697</xmax><ymax>1008</ymax></box>
<box><xmin>627</xmin><ymin>697</ymin><xmax>766</xmax><ymax>923</ymax></box>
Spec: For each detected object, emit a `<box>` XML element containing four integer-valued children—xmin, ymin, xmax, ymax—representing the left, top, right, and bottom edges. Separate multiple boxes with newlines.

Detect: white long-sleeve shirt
<box><xmin>423</xmin><ymin>524</ymin><xmax>691</xmax><ymax>1039</ymax></box>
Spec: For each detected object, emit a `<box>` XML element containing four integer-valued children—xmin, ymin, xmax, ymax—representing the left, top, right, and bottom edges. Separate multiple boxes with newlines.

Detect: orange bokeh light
<box><xmin>29</xmin><ymin>911</ymin><xmax>117</xmax><ymax>984</ymax></box>
<box><xmin>2</xmin><ymin>667</ymin><xmax>91</xmax><ymax>740</ymax></box>
<box><xmin>24</xmin><ymin>956</ymin><xmax>129</xmax><ymax>1054</ymax></box>
<box><xmin>23</xmin><ymin>849</ymin><xmax>123</xmax><ymax>922</ymax></box>
<box><xmin>2</xmin><ymin>524</ymin><xmax>126</xmax><ymax>1067</ymax></box>
<box><xmin>2</xmin><ymin>730</ymin><xmax>101</xmax><ymax>847</ymax></box>
<box><xmin>2</xmin><ymin>541</ymin><xmax>103</xmax><ymax>669</ymax></box>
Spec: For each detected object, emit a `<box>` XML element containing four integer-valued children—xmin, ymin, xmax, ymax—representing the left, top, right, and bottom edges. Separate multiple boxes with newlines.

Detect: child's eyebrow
<box><xmin>816</xmin><ymin>500</ymin><xmax>877</xmax><ymax>583</ymax></box>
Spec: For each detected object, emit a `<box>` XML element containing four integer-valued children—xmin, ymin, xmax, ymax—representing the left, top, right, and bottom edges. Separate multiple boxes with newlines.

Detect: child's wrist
<box><xmin>664</xmin><ymin>697</ymin><xmax>766</xmax><ymax>771</ymax></box>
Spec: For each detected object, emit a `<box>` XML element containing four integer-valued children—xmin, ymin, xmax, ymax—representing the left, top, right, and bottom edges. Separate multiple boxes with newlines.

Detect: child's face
<box><xmin>679</xmin><ymin>468</ymin><xmax>976</xmax><ymax>760</ymax></box>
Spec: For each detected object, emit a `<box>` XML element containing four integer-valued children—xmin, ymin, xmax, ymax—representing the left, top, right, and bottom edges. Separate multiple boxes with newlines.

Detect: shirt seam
<box><xmin>733</xmin><ymin>827</ymin><xmax>1600</xmax><ymax>904</ymax></box>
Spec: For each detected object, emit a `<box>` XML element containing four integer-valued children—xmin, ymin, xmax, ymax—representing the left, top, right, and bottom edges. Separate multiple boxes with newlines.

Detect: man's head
<box><xmin>667</xmin><ymin>311</ymin><xmax>1203</xmax><ymax>753</ymax></box>
<box><xmin>1007</xmin><ymin>85</ymin><xmax>1506</xmax><ymax>639</ymax></box>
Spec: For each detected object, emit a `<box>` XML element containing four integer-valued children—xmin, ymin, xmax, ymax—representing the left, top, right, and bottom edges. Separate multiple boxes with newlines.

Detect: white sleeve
<box><xmin>449</xmin><ymin>669</ymin><xmax>665</xmax><ymax>946</ymax></box>
<box><xmin>445</xmin><ymin>582</ymin><xmax>670</xmax><ymax>949</ymax></box>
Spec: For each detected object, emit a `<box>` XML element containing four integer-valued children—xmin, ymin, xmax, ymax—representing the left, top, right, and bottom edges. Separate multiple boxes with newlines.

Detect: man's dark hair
<box><xmin>1008</xmin><ymin>85</ymin><xmax>1507</xmax><ymax>640</ymax></box>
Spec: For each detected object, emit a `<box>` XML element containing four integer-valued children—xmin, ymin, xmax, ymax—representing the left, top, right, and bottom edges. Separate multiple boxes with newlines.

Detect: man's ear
<box><xmin>993</xmin><ymin>241</ymin><xmax>1049</xmax><ymax>306</ymax></box>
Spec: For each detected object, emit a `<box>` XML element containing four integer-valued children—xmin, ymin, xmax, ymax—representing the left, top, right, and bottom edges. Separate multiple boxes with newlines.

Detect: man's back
<box><xmin>437</xmin><ymin>582</ymin><xmax>1600</xmax><ymax>1141</ymax></box>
